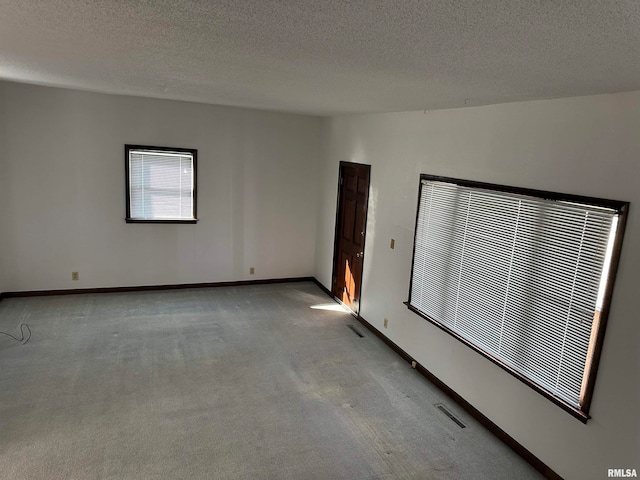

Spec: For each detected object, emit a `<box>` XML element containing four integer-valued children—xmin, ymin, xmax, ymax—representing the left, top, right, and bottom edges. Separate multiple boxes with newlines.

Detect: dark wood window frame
<box><xmin>125</xmin><ymin>144</ymin><xmax>198</xmax><ymax>224</ymax></box>
<box><xmin>406</xmin><ymin>174</ymin><xmax>629</xmax><ymax>423</ymax></box>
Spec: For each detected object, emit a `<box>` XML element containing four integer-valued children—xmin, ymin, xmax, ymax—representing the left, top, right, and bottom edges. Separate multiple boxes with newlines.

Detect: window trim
<box><xmin>125</xmin><ymin>144</ymin><xmax>198</xmax><ymax>224</ymax></box>
<box><xmin>406</xmin><ymin>174</ymin><xmax>628</xmax><ymax>423</ymax></box>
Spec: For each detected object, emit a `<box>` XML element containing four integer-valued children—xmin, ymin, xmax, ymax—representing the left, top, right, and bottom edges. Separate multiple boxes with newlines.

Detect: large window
<box><xmin>125</xmin><ymin>145</ymin><xmax>197</xmax><ymax>223</ymax></box>
<box><xmin>408</xmin><ymin>175</ymin><xmax>628</xmax><ymax>421</ymax></box>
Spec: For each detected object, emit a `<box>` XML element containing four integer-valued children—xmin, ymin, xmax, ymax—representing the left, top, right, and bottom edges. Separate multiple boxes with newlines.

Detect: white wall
<box><xmin>315</xmin><ymin>92</ymin><xmax>640</xmax><ymax>480</ymax></box>
<box><xmin>0</xmin><ymin>81</ymin><xmax>321</xmax><ymax>291</ymax></box>
<box><xmin>0</xmin><ymin>84</ymin><xmax>6</xmax><ymax>294</ymax></box>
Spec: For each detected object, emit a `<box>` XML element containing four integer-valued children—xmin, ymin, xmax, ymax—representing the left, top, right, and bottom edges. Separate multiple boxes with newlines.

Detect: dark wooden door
<box><xmin>332</xmin><ymin>162</ymin><xmax>371</xmax><ymax>314</ymax></box>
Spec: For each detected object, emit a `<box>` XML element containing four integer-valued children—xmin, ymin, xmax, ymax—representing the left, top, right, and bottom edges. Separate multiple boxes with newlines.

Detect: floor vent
<box><xmin>347</xmin><ymin>325</ymin><xmax>364</xmax><ymax>338</ymax></box>
<box><xmin>435</xmin><ymin>404</ymin><xmax>466</xmax><ymax>428</ymax></box>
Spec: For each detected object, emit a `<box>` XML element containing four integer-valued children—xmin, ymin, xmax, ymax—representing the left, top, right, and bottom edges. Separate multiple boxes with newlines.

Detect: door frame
<box><xmin>331</xmin><ymin>161</ymin><xmax>371</xmax><ymax>315</ymax></box>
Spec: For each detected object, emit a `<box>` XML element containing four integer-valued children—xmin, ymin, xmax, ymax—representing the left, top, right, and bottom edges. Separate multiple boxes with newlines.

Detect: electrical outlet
<box><xmin>249</xmin><ymin>267</ymin><xmax>255</xmax><ymax>275</ymax></box>
<box><xmin>383</xmin><ymin>318</ymin><xmax>388</xmax><ymax>328</ymax></box>
<box><xmin>390</xmin><ymin>239</ymin><xmax>395</xmax><ymax>249</ymax></box>
<box><xmin>411</xmin><ymin>360</ymin><xmax>417</xmax><ymax>369</ymax></box>
<box><xmin>72</xmin><ymin>272</ymin><xmax>79</xmax><ymax>281</ymax></box>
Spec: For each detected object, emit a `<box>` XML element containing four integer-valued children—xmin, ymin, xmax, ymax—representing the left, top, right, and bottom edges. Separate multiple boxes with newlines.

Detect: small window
<box><xmin>407</xmin><ymin>175</ymin><xmax>628</xmax><ymax>422</ymax></box>
<box><xmin>125</xmin><ymin>145</ymin><xmax>197</xmax><ymax>223</ymax></box>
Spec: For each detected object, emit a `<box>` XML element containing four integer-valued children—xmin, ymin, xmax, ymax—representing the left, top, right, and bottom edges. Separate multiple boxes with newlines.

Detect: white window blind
<box><xmin>128</xmin><ymin>149</ymin><xmax>195</xmax><ymax>221</ymax></box>
<box><xmin>410</xmin><ymin>178</ymin><xmax>621</xmax><ymax>410</ymax></box>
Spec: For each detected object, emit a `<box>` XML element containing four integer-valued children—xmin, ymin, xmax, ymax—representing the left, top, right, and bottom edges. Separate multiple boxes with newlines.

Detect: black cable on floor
<box><xmin>0</xmin><ymin>323</ymin><xmax>31</xmax><ymax>344</ymax></box>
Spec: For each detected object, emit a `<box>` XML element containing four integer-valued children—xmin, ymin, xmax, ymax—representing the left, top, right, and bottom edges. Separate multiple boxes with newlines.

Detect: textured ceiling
<box><xmin>1</xmin><ymin>0</ymin><xmax>640</xmax><ymax>115</ymax></box>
